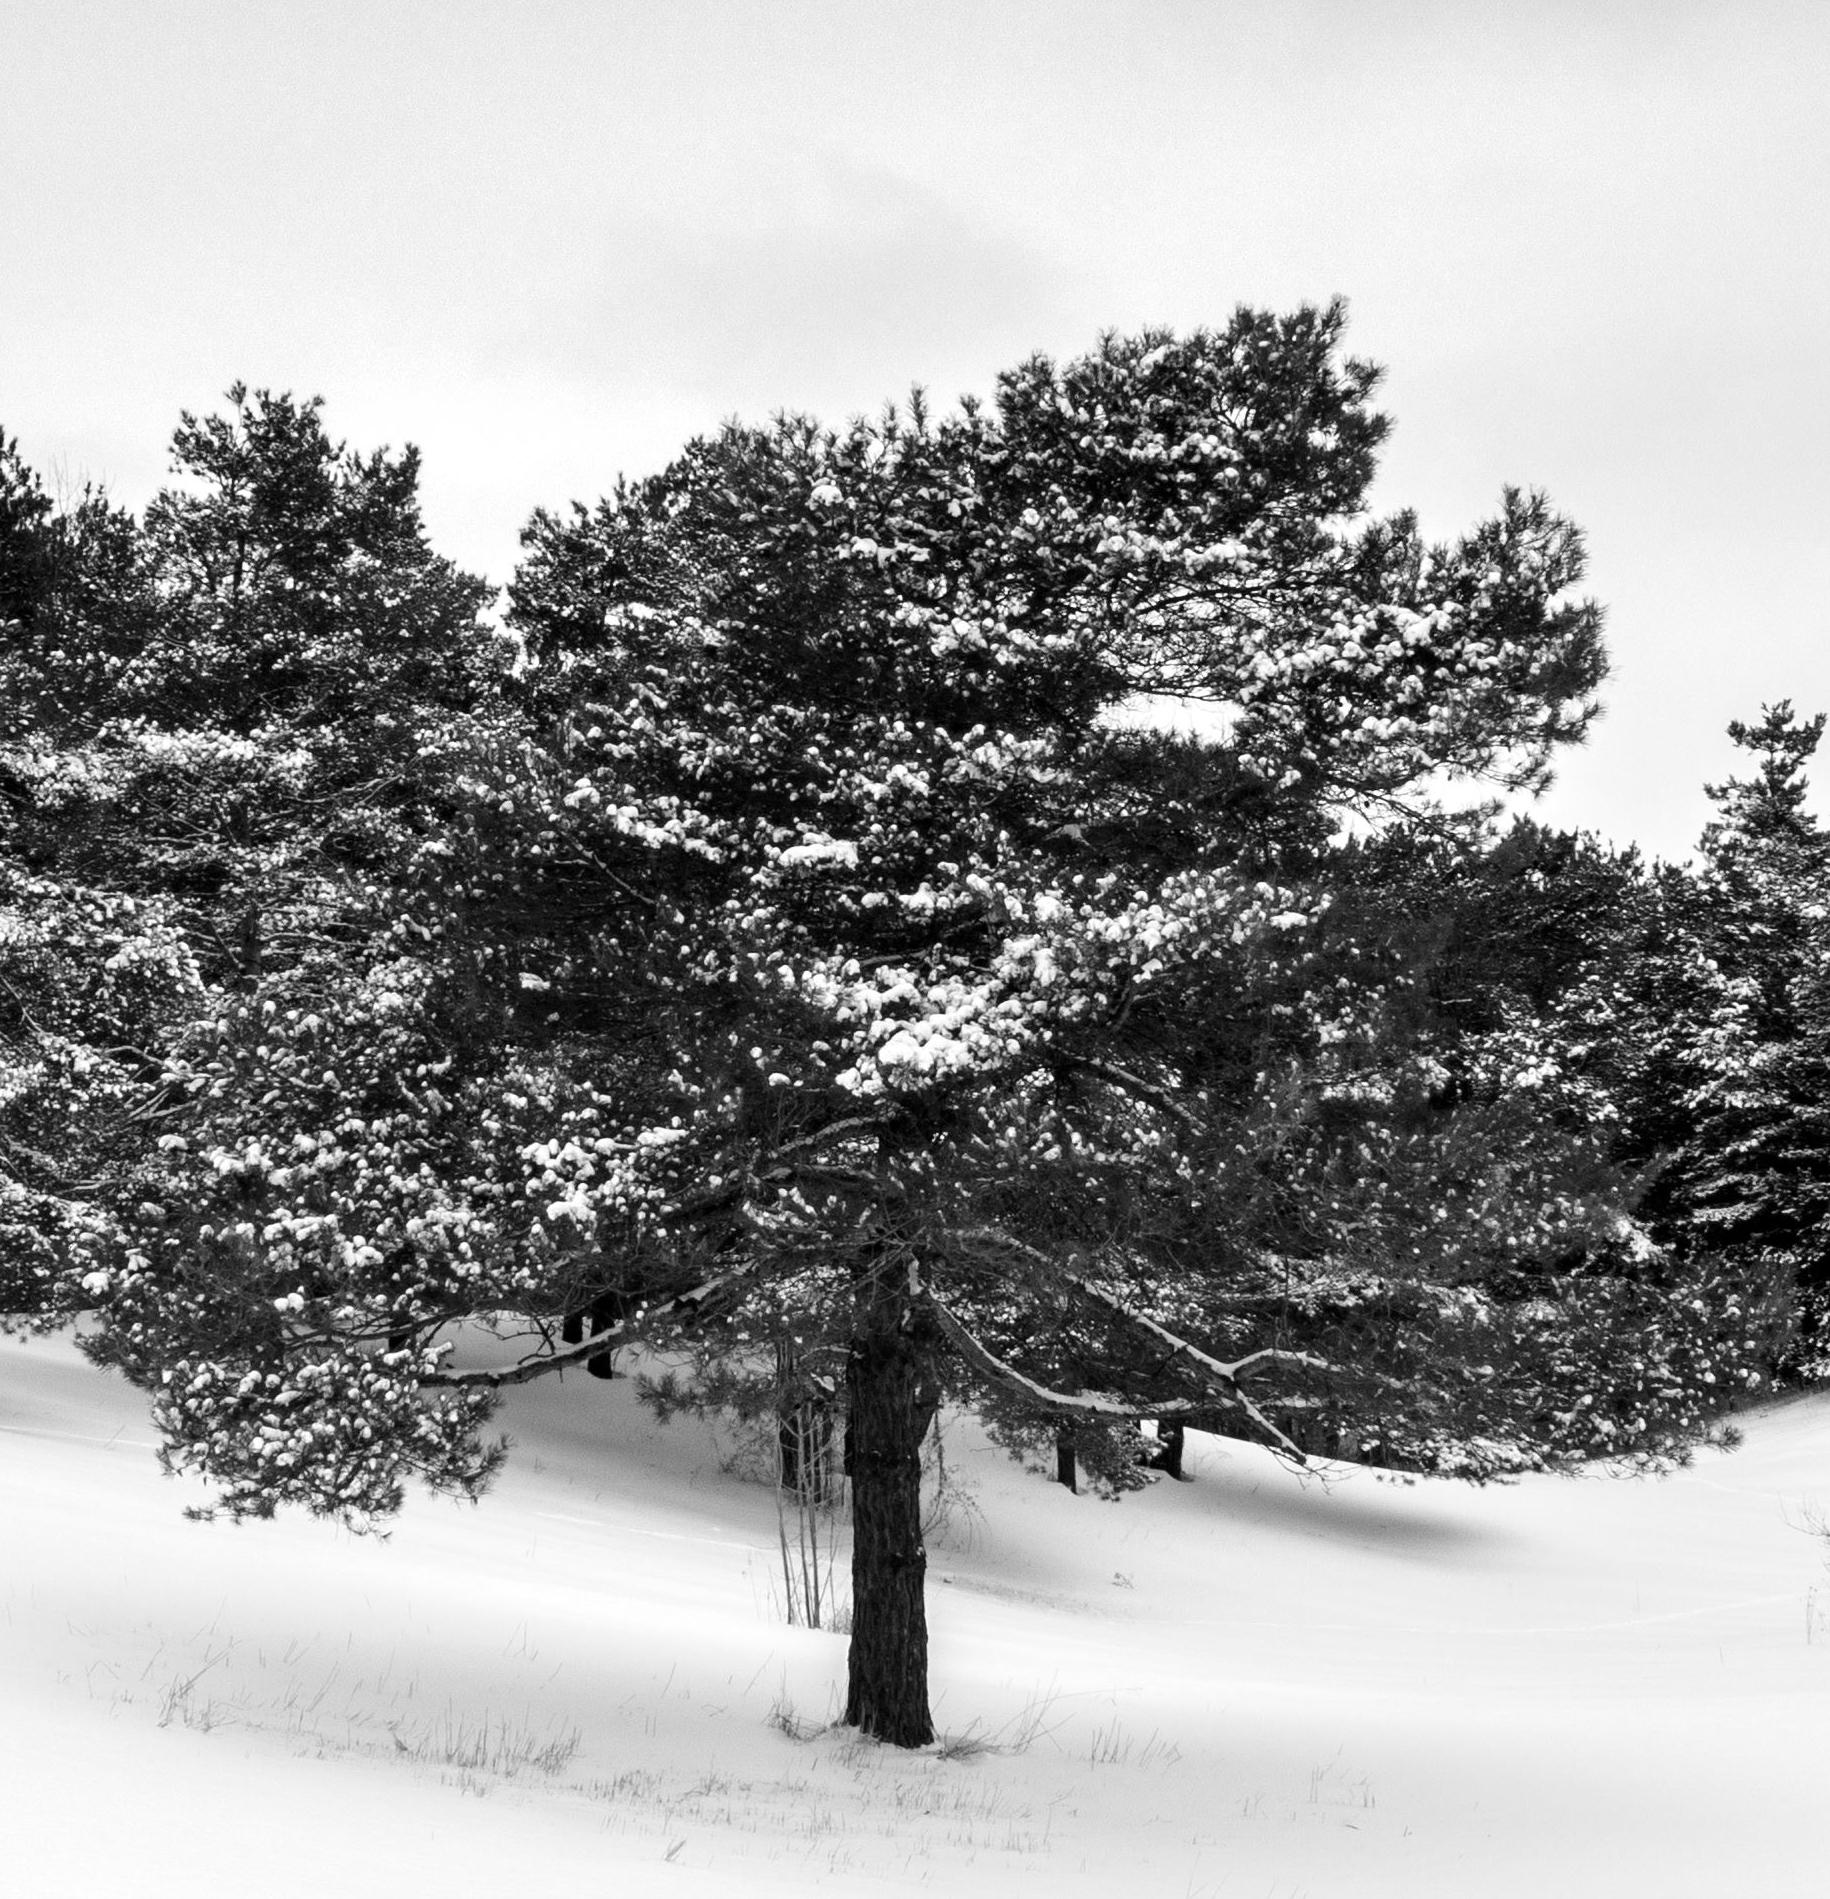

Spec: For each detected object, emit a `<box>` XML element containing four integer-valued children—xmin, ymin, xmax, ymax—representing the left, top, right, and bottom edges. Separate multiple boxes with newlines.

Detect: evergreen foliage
<box><xmin>0</xmin><ymin>397</ymin><xmax>499</xmax><ymax>1329</ymax></box>
<box><xmin>1641</xmin><ymin>705</ymin><xmax>1830</xmax><ymax>1373</ymax></box>
<box><xmin>0</xmin><ymin>312</ymin><xmax>1783</xmax><ymax>1746</ymax></box>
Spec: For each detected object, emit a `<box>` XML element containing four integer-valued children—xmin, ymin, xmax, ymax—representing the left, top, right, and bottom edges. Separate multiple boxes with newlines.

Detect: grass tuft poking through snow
<box><xmin>393</xmin><ymin>1707</ymin><xmax>583</xmax><ymax>1784</ymax></box>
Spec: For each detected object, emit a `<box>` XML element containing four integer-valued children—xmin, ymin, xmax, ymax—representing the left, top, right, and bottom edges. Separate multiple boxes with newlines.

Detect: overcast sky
<box><xmin>4</xmin><ymin>1</ymin><xmax>1825</xmax><ymax>858</ymax></box>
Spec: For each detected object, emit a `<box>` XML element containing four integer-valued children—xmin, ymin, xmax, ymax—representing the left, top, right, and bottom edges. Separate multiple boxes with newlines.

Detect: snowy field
<box><xmin>6</xmin><ymin>1328</ymin><xmax>1830</xmax><ymax>1899</ymax></box>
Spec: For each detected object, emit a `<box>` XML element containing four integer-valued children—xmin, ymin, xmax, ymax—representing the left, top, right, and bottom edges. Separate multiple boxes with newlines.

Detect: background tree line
<box><xmin>3</xmin><ymin>309</ymin><xmax>1823</xmax><ymax>1744</ymax></box>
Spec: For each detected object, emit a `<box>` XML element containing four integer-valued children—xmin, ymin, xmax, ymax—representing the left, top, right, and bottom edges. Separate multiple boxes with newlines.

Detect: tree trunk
<box><xmin>843</xmin><ymin>1286</ymin><xmax>938</xmax><ymax>1747</ymax></box>
<box><xmin>560</xmin><ymin>1299</ymin><xmax>618</xmax><ymax>1378</ymax></box>
<box><xmin>1148</xmin><ymin>1421</ymin><xmax>1187</xmax><ymax>1480</ymax></box>
<box><xmin>1055</xmin><ymin>1430</ymin><xmax>1078</xmax><ymax>1492</ymax></box>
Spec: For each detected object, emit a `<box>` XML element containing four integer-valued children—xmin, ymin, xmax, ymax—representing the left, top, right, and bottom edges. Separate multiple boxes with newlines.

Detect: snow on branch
<box><xmin>948</xmin><ymin>1224</ymin><xmax>1057</xmax><ymax>1272</ymax></box>
<box><xmin>923</xmin><ymin>1288</ymin><xmax>1309</xmax><ymax>1464</ymax></box>
<box><xmin>419</xmin><ymin>1272</ymin><xmax>744</xmax><ymax>1390</ymax></box>
<box><xmin>1066</xmin><ymin>1055</ymin><xmax>1206</xmax><ymax>1134</ymax></box>
<box><xmin>651</xmin><ymin>1115</ymin><xmax>891</xmax><ymax>1230</ymax></box>
<box><xmin>1067</xmin><ymin>1272</ymin><xmax>1333</xmax><ymax>1384</ymax></box>
<box><xmin>1064</xmin><ymin>1273</ymin><xmax>1330</xmax><ymax>1458</ymax></box>
<box><xmin>771</xmin><ymin>1113</ymin><xmax>889</xmax><ymax>1161</ymax></box>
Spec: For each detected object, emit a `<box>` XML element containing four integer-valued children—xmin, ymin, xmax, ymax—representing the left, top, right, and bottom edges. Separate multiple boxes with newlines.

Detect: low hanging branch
<box><xmin>938</xmin><ymin>1228</ymin><xmax>1337</xmax><ymax>1456</ymax></box>
<box><xmin>922</xmin><ymin>1286</ymin><xmax>1311</xmax><ymax>1464</ymax></box>
<box><xmin>418</xmin><ymin>1270</ymin><xmax>745</xmax><ymax>1391</ymax></box>
<box><xmin>1065</xmin><ymin>1271</ymin><xmax>1334</xmax><ymax>1384</ymax></box>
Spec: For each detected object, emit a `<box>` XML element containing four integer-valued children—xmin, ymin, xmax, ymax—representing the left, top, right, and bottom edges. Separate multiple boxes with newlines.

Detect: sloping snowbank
<box><xmin>5</xmin><ymin>1327</ymin><xmax>1829</xmax><ymax>1897</ymax></box>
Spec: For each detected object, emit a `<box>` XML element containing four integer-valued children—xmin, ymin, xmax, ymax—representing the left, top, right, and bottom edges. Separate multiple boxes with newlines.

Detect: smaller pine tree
<box><xmin>1652</xmin><ymin>705</ymin><xmax>1830</xmax><ymax>1376</ymax></box>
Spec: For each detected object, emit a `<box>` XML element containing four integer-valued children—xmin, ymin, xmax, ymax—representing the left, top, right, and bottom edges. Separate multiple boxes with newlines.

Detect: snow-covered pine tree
<box><xmin>0</xmin><ymin>392</ymin><xmax>500</xmax><ymax>1338</ymax></box>
<box><xmin>1650</xmin><ymin>705</ymin><xmax>1830</xmax><ymax>1373</ymax></box>
<box><xmin>1309</xmin><ymin>817</ymin><xmax>1768</xmax><ymax>1449</ymax></box>
<box><xmin>0</xmin><ymin>432</ymin><xmax>201</xmax><ymax>1314</ymax></box>
<box><xmin>0</xmin><ymin>392</ymin><xmax>498</xmax><ymax>983</ymax></box>
<box><xmin>88</xmin><ymin>312</ymin><xmax>1753</xmax><ymax>1748</ymax></box>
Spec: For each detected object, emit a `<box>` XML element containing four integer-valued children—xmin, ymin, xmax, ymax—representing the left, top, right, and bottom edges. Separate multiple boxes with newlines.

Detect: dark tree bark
<box><xmin>1055</xmin><ymin>1430</ymin><xmax>1078</xmax><ymax>1492</ymax></box>
<box><xmin>561</xmin><ymin>1299</ymin><xmax>619</xmax><ymax>1378</ymax></box>
<box><xmin>1147</xmin><ymin>1421</ymin><xmax>1187</xmax><ymax>1480</ymax></box>
<box><xmin>843</xmin><ymin>1276</ymin><xmax>939</xmax><ymax>1747</ymax></box>
<box><xmin>585</xmin><ymin>1308</ymin><xmax>618</xmax><ymax>1379</ymax></box>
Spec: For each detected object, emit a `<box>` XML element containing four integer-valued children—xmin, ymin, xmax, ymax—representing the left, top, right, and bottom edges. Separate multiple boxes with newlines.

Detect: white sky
<box><xmin>4</xmin><ymin>0</ymin><xmax>1826</xmax><ymax>859</ymax></box>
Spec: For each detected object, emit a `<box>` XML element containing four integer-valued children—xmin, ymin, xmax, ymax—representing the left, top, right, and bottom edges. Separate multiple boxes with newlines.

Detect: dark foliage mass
<box><xmin>2</xmin><ymin>309</ymin><xmax>1817</xmax><ymax>1744</ymax></box>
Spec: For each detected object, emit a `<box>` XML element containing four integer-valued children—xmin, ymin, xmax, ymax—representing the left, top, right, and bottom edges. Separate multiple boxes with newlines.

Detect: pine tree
<box><xmin>82</xmin><ymin>313</ymin><xmax>1751</xmax><ymax>1747</ymax></box>
<box><xmin>0</xmin><ymin>433</ymin><xmax>199</xmax><ymax>1313</ymax></box>
<box><xmin>1657</xmin><ymin>705</ymin><xmax>1830</xmax><ymax>1372</ymax></box>
<box><xmin>0</xmin><ymin>396</ymin><xmax>499</xmax><ymax>1328</ymax></box>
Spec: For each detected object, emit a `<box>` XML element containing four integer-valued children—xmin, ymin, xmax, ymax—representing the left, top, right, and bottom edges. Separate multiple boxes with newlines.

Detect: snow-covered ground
<box><xmin>6</xmin><ymin>1328</ymin><xmax>1829</xmax><ymax>1898</ymax></box>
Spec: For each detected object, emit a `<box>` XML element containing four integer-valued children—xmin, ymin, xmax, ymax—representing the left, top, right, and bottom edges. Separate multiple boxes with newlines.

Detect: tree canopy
<box><xmin>2</xmin><ymin>311</ymin><xmax>1786</xmax><ymax>1747</ymax></box>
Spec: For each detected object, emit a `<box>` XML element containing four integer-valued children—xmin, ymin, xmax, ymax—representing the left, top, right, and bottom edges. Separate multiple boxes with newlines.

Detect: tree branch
<box><xmin>418</xmin><ymin>1271</ymin><xmax>743</xmax><ymax>1390</ymax></box>
<box><xmin>1064</xmin><ymin>1272</ymin><xmax>1331</xmax><ymax>1457</ymax></box>
<box><xmin>1067</xmin><ymin>1271</ymin><xmax>1333</xmax><ymax>1383</ymax></box>
<box><xmin>948</xmin><ymin>1225</ymin><xmax>1056</xmax><ymax>1271</ymax></box>
<box><xmin>773</xmin><ymin>1113</ymin><xmax>887</xmax><ymax>1161</ymax></box>
<box><xmin>650</xmin><ymin>1113</ymin><xmax>891</xmax><ymax>1228</ymax></box>
<box><xmin>923</xmin><ymin>1289</ymin><xmax>1308</xmax><ymax>1463</ymax></box>
<box><xmin>1066</xmin><ymin>1055</ymin><xmax>1206</xmax><ymax>1134</ymax></box>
